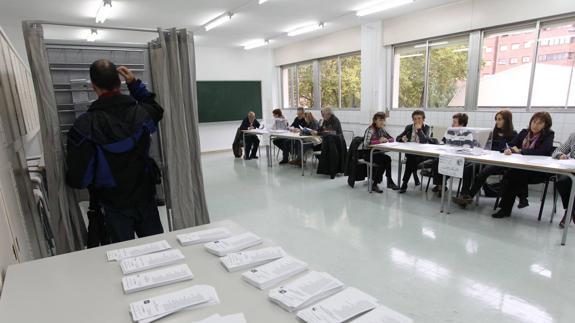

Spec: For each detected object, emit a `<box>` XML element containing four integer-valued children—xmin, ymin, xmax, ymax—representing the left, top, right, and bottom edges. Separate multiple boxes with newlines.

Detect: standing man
<box><xmin>66</xmin><ymin>59</ymin><xmax>164</xmax><ymax>243</ymax></box>
<box><xmin>240</xmin><ymin>111</ymin><xmax>261</xmax><ymax>160</ymax></box>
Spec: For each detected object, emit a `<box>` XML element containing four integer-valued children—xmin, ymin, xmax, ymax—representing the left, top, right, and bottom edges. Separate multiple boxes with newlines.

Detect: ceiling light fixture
<box><xmin>258</xmin><ymin>0</ymin><xmax>269</xmax><ymax>4</ymax></box>
<box><xmin>243</xmin><ymin>39</ymin><xmax>269</xmax><ymax>50</ymax></box>
<box><xmin>95</xmin><ymin>0</ymin><xmax>113</xmax><ymax>23</ymax></box>
<box><xmin>86</xmin><ymin>28</ymin><xmax>99</xmax><ymax>42</ymax></box>
<box><xmin>356</xmin><ymin>0</ymin><xmax>414</xmax><ymax>17</ymax></box>
<box><xmin>204</xmin><ymin>12</ymin><xmax>234</xmax><ymax>31</ymax></box>
<box><xmin>287</xmin><ymin>23</ymin><xmax>325</xmax><ymax>37</ymax></box>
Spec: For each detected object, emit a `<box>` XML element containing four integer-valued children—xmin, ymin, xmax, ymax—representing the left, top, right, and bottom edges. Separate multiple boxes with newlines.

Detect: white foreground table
<box><xmin>0</xmin><ymin>220</ymin><xmax>303</xmax><ymax>323</ymax></box>
<box><xmin>369</xmin><ymin>142</ymin><xmax>575</xmax><ymax>245</ymax></box>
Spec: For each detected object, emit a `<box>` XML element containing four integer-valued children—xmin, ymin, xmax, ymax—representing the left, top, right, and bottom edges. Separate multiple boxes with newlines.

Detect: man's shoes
<box><xmin>279</xmin><ymin>159</ymin><xmax>289</xmax><ymax>165</ymax></box>
<box><xmin>245</xmin><ymin>157</ymin><xmax>252</xmax><ymax>160</ymax></box>
<box><xmin>414</xmin><ymin>176</ymin><xmax>421</xmax><ymax>186</ymax></box>
<box><xmin>372</xmin><ymin>184</ymin><xmax>384</xmax><ymax>193</ymax></box>
<box><xmin>453</xmin><ymin>195</ymin><xmax>473</xmax><ymax>207</ymax></box>
<box><xmin>387</xmin><ymin>179</ymin><xmax>400</xmax><ymax>191</ymax></box>
<box><xmin>250</xmin><ymin>155</ymin><xmax>258</xmax><ymax>159</ymax></box>
<box><xmin>492</xmin><ymin>210</ymin><xmax>510</xmax><ymax>218</ymax></box>
<box><xmin>289</xmin><ymin>159</ymin><xmax>302</xmax><ymax>165</ymax></box>
<box><xmin>432</xmin><ymin>185</ymin><xmax>441</xmax><ymax>193</ymax></box>
<box><xmin>517</xmin><ymin>198</ymin><xmax>529</xmax><ymax>209</ymax></box>
<box><xmin>399</xmin><ymin>182</ymin><xmax>408</xmax><ymax>194</ymax></box>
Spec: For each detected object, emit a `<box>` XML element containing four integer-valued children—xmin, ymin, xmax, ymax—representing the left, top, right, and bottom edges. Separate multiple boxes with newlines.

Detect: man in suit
<box><xmin>395</xmin><ymin>110</ymin><xmax>433</xmax><ymax>193</ymax></box>
<box><xmin>239</xmin><ymin>111</ymin><xmax>261</xmax><ymax>160</ymax></box>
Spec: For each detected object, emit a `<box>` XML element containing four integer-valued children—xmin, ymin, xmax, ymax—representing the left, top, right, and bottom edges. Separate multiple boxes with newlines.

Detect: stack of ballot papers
<box><xmin>268</xmin><ymin>271</ymin><xmax>345</xmax><ymax>312</ymax></box>
<box><xmin>122</xmin><ymin>264</ymin><xmax>194</xmax><ymax>294</ymax></box>
<box><xmin>204</xmin><ymin>232</ymin><xmax>262</xmax><ymax>257</ymax></box>
<box><xmin>107</xmin><ymin>240</ymin><xmax>171</xmax><ymax>261</ymax></box>
<box><xmin>220</xmin><ymin>246</ymin><xmax>286</xmax><ymax>272</ymax></box>
<box><xmin>192</xmin><ymin>313</ymin><xmax>247</xmax><ymax>323</ymax></box>
<box><xmin>177</xmin><ymin>227</ymin><xmax>232</xmax><ymax>246</ymax></box>
<box><xmin>241</xmin><ymin>256</ymin><xmax>308</xmax><ymax>289</ymax></box>
<box><xmin>129</xmin><ymin>285</ymin><xmax>219</xmax><ymax>323</ymax></box>
<box><xmin>296</xmin><ymin>287</ymin><xmax>379</xmax><ymax>323</ymax></box>
<box><xmin>350</xmin><ymin>305</ymin><xmax>413</xmax><ymax>323</ymax></box>
<box><xmin>120</xmin><ymin>249</ymin><xmax>185</xmax><ymax>275</ymax></box>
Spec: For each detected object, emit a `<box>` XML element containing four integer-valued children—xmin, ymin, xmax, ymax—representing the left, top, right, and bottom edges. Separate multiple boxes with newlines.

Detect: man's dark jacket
<box><xmin>66</xmin><ymin>80</ymin><xmax>164</xmax><ymax>208</ymax></box>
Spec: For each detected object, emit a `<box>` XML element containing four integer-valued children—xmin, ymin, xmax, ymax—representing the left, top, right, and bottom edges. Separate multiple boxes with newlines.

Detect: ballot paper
<box><xmin>296</xmin><ymin>287</ymin><xmax>379</xmax><ymax>323</ymax></box>
<box><xmin>204</xmin><ymin>232</ymin><xmax>263</xmax><ymax>257</ymax></box>
<box><xmin>120</xmin><ymin>249</ymin><xmax>185</xmax><ymax>275</ymax></box>
<box><xmin>122</xmin><ymin>264</ymin><xmax>194</xmax><ymax>294</ymax></box>
<box><xmin>192</xmin><ymin>313</ymin><xmax>247</xmax><ymax>323</ymax></box>
<box><xmin>241</xmin><ymin>256</ymin><xmax>308</xmax><ymax>290</ymax></box>
<box><xmin>130</xmin><ymin>285</ymin><xmax>220</xmax><ymax>323</ymax></box>
<box><xmin>220</xmin><ymin>246</ymin><xmax>286</xmax><ymax>272</ymax></box>
<box><xmin>106</xmin><ymin>240</ymin><xmax>171</xmax><ymax>262</ymax></box>
<box><xmin>350</xmin><ymin>305</ymin><xmax>413</xmax><ymax>323</ymax></box>
<box><xmin>177</xmin><ymin>227</ymin><xmax>232</xmax><ymax>246</ymax></box>
<box><xmin>268</xmin><ymin>271</ymin><xmax>345</xmax><ymax>312</ymax></box>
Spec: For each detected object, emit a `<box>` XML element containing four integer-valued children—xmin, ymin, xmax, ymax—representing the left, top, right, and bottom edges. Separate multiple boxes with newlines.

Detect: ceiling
<box><xmin>0</xmin><ymin>0</ymin><xmax>463</xmax><ymax>48</ymax></box>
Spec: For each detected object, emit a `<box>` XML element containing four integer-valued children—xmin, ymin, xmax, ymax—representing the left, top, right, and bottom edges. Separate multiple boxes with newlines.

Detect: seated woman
<box><xmin>362</xmin><ymin>112</ymin><xmax>399</xmax><ymax>193</ymax></box>
<box><xmin>396</xmin><ymin>110</ymin><xmax>433</xmax><ymax>193</ymax></box>
<box><xmin>492</xmin><ymin>112</ymin><xmax>554</xmax><ymax>219</ymax></box>
<box><xmin>271</xmin><ymin>108</ymin><xmax>290</xmax><ymax>164</ymax></box>
<box><xmin>453</xmin><ymin>110</ymin><xmax>517</xmax><ymax>206</ymax></box>
<box><xmin>289</xmin><ymin>111</ymin><xmax>320</xmax><ymax>165</ymax></box>
<box><xmin>431</xmin><ymin>113</ymin><xmax>469</xmax><ymax>196</ymax></box>
<box><xmin>552</xmin><ymin>133</ymin><xmax>575</xmax><ymax>228</ymax></box>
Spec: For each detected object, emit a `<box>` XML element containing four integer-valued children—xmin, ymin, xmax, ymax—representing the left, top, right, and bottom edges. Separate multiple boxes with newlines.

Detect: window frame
<box><xmin>280</xmin><ymin>51</ymin><xmax>361</xmax><ymax>110</ymax></box>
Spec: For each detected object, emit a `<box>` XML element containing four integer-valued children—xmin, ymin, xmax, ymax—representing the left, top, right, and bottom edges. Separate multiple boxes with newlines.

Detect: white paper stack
<box><xmin>268</xmin><ymin>271</ymin><xmax>345</xmax><ymax>312</ymax></box>
<box><xmin>296</xmin><ymin>287</ymin><xmax>379</xmax><ymax>323</ymax></box>
<box><xmin>204</xmin><ymin>232</ymin><xmax>262</xmax><ymax>256</ymax></box>
<box><xmin>177</xmin><ymin>227</ymin><xmax>232</xmax><ymax>246</ymax></box>
<box><xmin>129</xmin><ymin>285</ymin><xmax>220</xmax><ymax>323</ymax></box>
<box><xmin>350</xmin><ymin>305</ymin><xmax>413</xmax><ymax>323</ymax></box>
<box><xmin>192</xmin><ymin>313</ymin><xmax>247</xmax><ymax>323</ymax></box>
<box><xmin>121</xmin><ymin>264</ymin><xmax>194</xmax><ymax>294</ymax></box>
<box><xmin>107</xmin><ymin>240</ymin><xmax>171</xmax><ymax>261</ymax></box>
<box><xmin>220</xmin><ymin>246</ymin><xmax>286</xmax><ymax>272</ymax></box>
<box><xmin>120</xmin><ymin>249</ymin><xmax>185</xmax><ymax>275</ymax></box>
<box><xmin>241</xmin><ymin>256</ymin><xmax>308</xmax><ymax>290</ymax></box>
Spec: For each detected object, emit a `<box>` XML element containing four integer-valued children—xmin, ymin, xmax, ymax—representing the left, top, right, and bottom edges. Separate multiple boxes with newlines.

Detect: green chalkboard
<box><xmin>197</xmin><ymin>81</ymin><xmax>262</xmax><ymax>123</ymax></box>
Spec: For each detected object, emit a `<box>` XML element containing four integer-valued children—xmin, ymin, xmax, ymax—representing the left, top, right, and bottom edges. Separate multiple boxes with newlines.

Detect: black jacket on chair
<box><xmin>232</xmin><ymin>127</ymin><xmax>243</xmax><ymax>158</ymax></box>
<box><xmin>396</xmin><ymin>124</ymin><xmax>432</xmax><ymax>143</ymax></box>
<box><xmin>346</xmin><ymin>137</ymin><xmax>368</xmax><ymax>187</ymax></box>
<box><xmin>317</xmin><ymin>134</ymin><xmax>347</xmax><ymax>179</ymax></box>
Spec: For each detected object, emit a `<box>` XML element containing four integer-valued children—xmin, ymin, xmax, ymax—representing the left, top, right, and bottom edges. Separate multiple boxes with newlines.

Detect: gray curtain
<box><xmin>149</xmin><ymin>28</ymin><xmax>210</xmax><ymax>229</ymax></box>
<box><xmin>22</xmin><ymin>22</ymin><xmax>86</xmax><ymax>253</ymax></box>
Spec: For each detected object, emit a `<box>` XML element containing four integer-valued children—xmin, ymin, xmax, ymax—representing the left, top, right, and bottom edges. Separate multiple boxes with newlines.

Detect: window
<box><xmin>340</xmin><ymin>54</ymin><xmax>361</xmax><ymax>108</ymax></box>
<box><xmin>510</xmin><ymin>57</ymin><xmax>518</xmax><ymax>64</ymax></box>
<box><xmin>524</xmin><ymin>41</ymin><xmax>532</xmax><ymax>48</ymax></box>
<box><xmin>320</xmin><ymin>58</ymin><xmax>339</xmax><ymax>108</ymax></box>
<box><xmin>478</xmin><ymin>25</ymin><xmax>537</xmax><ymax>107</ymax></box>
<box><xmin>485</xmin><ymin>47</ymin><xmax>493</xmax><ymax>53</ymax></box>
<box><xmin>485</xmin><ymin>60</ymin><xmax>493</xmax><ymax>66</ymax></box>
<box><xmin>280</xmin><ymin>52</ymin><xmax>361</xmax><ymax>109</ymax></box>
<box><xmin>427</xmin><ymin>36</ymin><xmax>469</xmax><ymax>108</ymax></box>
<box><xmin>531</xmin><ymin>19</ymin><xmax>575</xmax><ymax>107</ymax></box>
<box><xmin>511</xmin><ymin>43</ymin><xmax>520</xmax><ymax>50</ymax></box>
<box><xmin>392</xmin><ymin>44</ymin><xmax>426</xmax><ymax>108</ymax></box>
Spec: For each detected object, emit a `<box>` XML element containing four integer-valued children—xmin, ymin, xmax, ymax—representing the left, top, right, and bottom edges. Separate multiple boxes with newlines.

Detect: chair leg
<box><xmin>426</xmin><ymin>176</ymin><xmax>432</xmax><ymax>193</ymax></box>
<box><xmin>420</xmin><ymin>171</ymin><xmax>423</xmax><ymax>191</ymax></box>
<box><xmin>551</xmin><ymin>179</ymin><xmax>558</xmax><ymax>223</ymax></box>
<box><xmin>538</xmin><ymin>181</ymin><xmax>549</xmax><ymax>222</ymax></box>
<box><xmin>456</xmin><ymin>179</ymin><xmax>462</xmax><ymax>198</ymax></box>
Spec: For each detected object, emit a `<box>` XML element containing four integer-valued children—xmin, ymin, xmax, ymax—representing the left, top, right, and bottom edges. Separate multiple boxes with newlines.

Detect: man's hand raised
<box><xmin>117</xmin><ymin>66</ymin><xmax>135</xmax><ymax>84</ymax></box>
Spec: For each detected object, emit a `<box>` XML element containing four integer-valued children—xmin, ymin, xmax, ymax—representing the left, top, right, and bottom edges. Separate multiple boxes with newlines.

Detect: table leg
<box><xmin>447</xmin><ymin>177</ymin><xmax>453</xmax><ymax>214</ymax></box>
<box><xmin>397</xmin><ymin>152</ymin><xmax>403</xmax><ymax>187</ymax></box>
<box><xmin>369</xmin><ymin>149</ymin><xmax>374</xmax><ymax>193</ymax></box>
<box><xmin>243</xmin><ymin>132</ymin><xmax>247</xmax><ymax>160</ymax></box>
<box><xmin>440</xmin><ymin>175</ymin><xmax>446</xmax><ymax>213</ymax></box>
<box><xmin>561</xmin><ymin>173</ymin><xmax>575</xmax><ymax>245</ymax></box>
<box><xmin>300</xmin><ymin>139</ymin><xmax>305</xmax><ymax>176</ymax></box>
<box><xmin>268</xmin><ymin>136</ymin><xmax>273</xmax><ymax>168</ymax></box>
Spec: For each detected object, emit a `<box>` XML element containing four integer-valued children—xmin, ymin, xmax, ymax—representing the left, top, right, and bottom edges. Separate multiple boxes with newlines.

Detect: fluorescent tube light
<box><xmin>287</xmin><ymin>23</ymin><xmax>325</xmax><ymax>37</ymax></box>
<box><xmin>356</xmin><ymin>0</ymin><xmax>414</xmax><ymax>17</ymax></box>
<box><xmin>95</xmin><ymin>0</ymin><xmax>113</xmax><ymax>24</ymax></box>
<box><xmin>243</xmin><ymin>39</ymin><xmax>269</xmax><ymax>50</ymax></box>
<box><xmin>259</xmin><ymin>0</ymin><xmax>269</xmax><ymax>4</ymax></box>
<box><xmin>86</xmin><ymin>29</ymin><xmax>98</xmax><ymax>42</ymax></box>
<box><xmin>204</xmin><ymin>12</ymin><xmax>233</xmax><ymax>31</ymax></box>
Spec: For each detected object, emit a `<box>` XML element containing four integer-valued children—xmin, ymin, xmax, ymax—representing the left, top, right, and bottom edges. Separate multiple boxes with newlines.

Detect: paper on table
<box><xmin>350</xmin><ymin>305</ymin><xmax>413</xmax><ymax>323</ymax></box>
<box><xmin>177</xmin><ymin>227</ymin><xmax>232</xmax><ymax>246</ymax></box>
<box><xmin>120</xmin><ymin>249</ymin><xmax>185</xmax><ymax>275</ymax></box>
<box><xmin>106</xmin><ymin>240</ymin><xmax>171</xmax><ymax>262</ymax></box>
<box><xmin>241</xmin><ymin>256</ymin><xmax>308</xmax><ymax>290</ymax></box>
<box><xmin>268</xmin><ymin>271</ymin><xmax>345</xmax><ymax>312</ymax></box>
<box><xmin>296</xmin><ymin>287</ymin><xmax>379</xmax><ymax>323</ymax></box>
<box><xmin>204</xmin><ymin>232</ymin><xmax>263</xmax><ymax>257</ymax></box>
<box><xmin>121</xmin><ymin>264</ymin><xmax>193</xmax><ymax>294</ymax></box>
<box><xmin>131</xmin><ymin>285</ymin><xmax>220</xmax><ymax>323</ymax></box>
<box><xmin>220</xmin><ymin>246</ymin><xmax>286</xmax><ymax>272</ymax></box>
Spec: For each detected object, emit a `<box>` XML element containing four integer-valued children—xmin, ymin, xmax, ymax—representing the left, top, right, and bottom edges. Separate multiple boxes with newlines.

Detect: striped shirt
<box><xmin>552</xmin><ymin>133</ymin><xmax>575</xmax><ymax>159</ymax></box>
<box><xmin>363</xmin><ymin>126</ymin><xmax>394</xmax><ymax>149</ymax></box>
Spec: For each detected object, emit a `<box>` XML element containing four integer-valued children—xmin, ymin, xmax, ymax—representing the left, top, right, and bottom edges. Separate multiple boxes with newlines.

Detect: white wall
<box><xmin>195</xmin><ymin>46</ymin><xmax>274</xmax><ymax>152</ymax></box>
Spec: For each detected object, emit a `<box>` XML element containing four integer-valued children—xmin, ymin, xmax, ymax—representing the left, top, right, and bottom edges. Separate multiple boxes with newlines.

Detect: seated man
<box><xmin>396</xmin><ymin>110</ymin><xmax>433</xmax><ymax>193</ymax></box>
<box><xmin>552</xmin><ymin>132</ymin><xmax>575</xmax><ymax>228</ymax></box>
<box><xmin>312</xmin><ymin>107</ymin><xmax>346</xmax><ymax>179</ymax></box>
<box><xmin>240</xmin><ymin>111</ymin><xmax>261</xmax><ymax>160</ymax></box>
